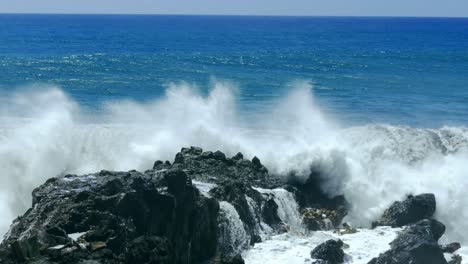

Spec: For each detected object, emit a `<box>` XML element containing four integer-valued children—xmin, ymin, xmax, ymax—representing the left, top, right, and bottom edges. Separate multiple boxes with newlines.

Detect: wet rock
<box><xmin>312</xmin><ymin>260</ymin><xmax>331</xmax><ymax>264</ymax></box>
<box><xmin>448</xmin><ymin>254</ymin><xmax>462</xmax><ymax>264</ymax></box>
<box><xmin>334</xmin><ymin>223</ymin><xmax>358</xmax><ymax>235</ymax></box>
<box><xmin>1</xmin><ymin>147</ymin><xmax>353</xmax><ymax>264</ymax></box>
<box><xmin>261</xmin><ymin>198</ymin><xmax>282</xmax><ymax>227</ymax></box>
<box><xmin>0</xmin><ymin>147</ymin><xmax>296</xmax><ymax>264</ymax></box>
<box><xmin>210</xmin><ymin>180</ymin><xmax>267</xmax><ymax>247</ymax></box>
<box><xmin>214</xmin><ymin>254</ymin><xmax>246</xmax><ymax>264</ymax></box>
<box><xmin>368</xmin><ymin>218</ymin><xmax>447</xmax><ymax>264</ymax></box>
<box><xmin>302</xmin><ymin>208</ymin><xmax>345</xmax><ymax>231</ymax></box>
<box><xmin>125</xmin><ymin>236</ymin><xmax>171</xmax><ymax>264</ymax></box>
<box><xmin>372</xmin><ymin>193</ymin><xmax>436</xmax><ymax>228</ymax></box>
<box><xmin>232</xmin><ymin>152</ymin><xmax>244</xmax><ymax>161</ymax></box>
<box><xmin>310</xmin><ymin>239</ymin><xmax>345</xmax><ymax>264</ymax></box>
<box><xmin>168</xmin><ymin>147</ymin><xmax>277</xmax><ymax>188</ymax></box>
<box><xmin>440</xmin><ymin>242</ymin><xmax>461</xmax><ymax>253</ymax></box>
<box><xmin>285</xmin><ymin>169</ymin><xmax>348</xmax><ymax>224</ymax></box>
<box><xmin>0</xmin><ymin>168</ymin><xmax>219</xmax><ymax>264</ymax></box>
<box><xmin>89</xmin><ymin>241</ymin><xmax>106</xmax><ymax>251</ymax></box>
<box><xmin>251</xmin><ymin>156</ymin><xmax>262</xmax><ymax>168</ymax></box>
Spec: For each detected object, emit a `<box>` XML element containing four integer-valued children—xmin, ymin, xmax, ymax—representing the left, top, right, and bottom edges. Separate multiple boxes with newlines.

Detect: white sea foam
<box><xmin>1</xmin><ymin>82</ymin><xmax>468</xmax><ymax>254</ymax></box>
<box><xmin>242</xmin><ymin>226</ymin><xmax>400</xmax><ymax>264</ymax></box>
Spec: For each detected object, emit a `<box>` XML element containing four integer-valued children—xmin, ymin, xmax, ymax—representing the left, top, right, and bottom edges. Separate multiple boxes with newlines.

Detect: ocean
<box><xmin>1</xmin><ymin>14</ymin><xmax>468</xmax><ymax>261</ymax></box>
<box><xmin>1</xmin><ymin>15</ymin><xmax>468</xmax><ymax>125</ymax></box>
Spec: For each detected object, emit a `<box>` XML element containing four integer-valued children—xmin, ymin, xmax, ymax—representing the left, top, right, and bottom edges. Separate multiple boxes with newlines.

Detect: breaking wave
<box><xmin>1</xmin><ymin>82</ymin><xmax>468</xmax><ymax>247</ymax></box>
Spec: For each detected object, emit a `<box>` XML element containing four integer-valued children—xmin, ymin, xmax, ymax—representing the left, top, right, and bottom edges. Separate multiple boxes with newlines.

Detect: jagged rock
<box><xmin>368</xmin><ymin>218</ymin><xmax>447</xmax><ymax>264</ymax></box>
<box><xmin>0</xmin><ymin>168</ymin><xmax>219</xmax><ymax>264</ymax></box>
<box><xmin>372</xmin><ymin>193</ymin><xmax>436</xmax><ymax>228</ymax></box>
<box><xmin>261</xmin><ymin>198</ymin><xmax>282</xmax><ymax>227</ymax></box>
<box><xmin>440</xmin><ymin>242</ymin><xmax>461</xmax><ymax>253</ymax></box>
<box><xmin>312</xmin><ymin>260</ymin><xmax>331</xmax><ymax>264</ymax></box>
<box><xmin>125</xmin><ymin>236</ymin><xmax>171</xmax><ymax>264</ymax></box>
<box><xmin>285</xmin><ymin>169</ymin><xmax>347</xmax><ymax>224</ymax></box>
<box><xmin>154</xmin><ymin>146</ymin><xmax>279</xmax><ymax>188</ymax></box>
<box><xmin>302</xmin><ymin>208</ymin><xmax>345</xmax><ymax>231</ymax></box>
<box><xmin>0</xmin><ymin>146</ymin><xmax>349</xmax><ymax>264</ymax></box>
<box><xmin>310</xmin><ymin>239</ymin><xmax>344</xmax><ymax>264</ymax></box>
<box><xmin>334</xmin><ymin>223</ymin><xmax>358</xmax><ymax>235</ymax></box>
<box><xmin>448</xmin><ymin>254</ymin><xmax>462</xmax><ymax>264</ymax></box>
<box><xmin>232</xmin><ymin>152</ymin><xmax>243</xmax><ymax>161</ymax></box>
<box><xmin>210</xmin><ymin>180</ymin><xmax>265</xmax><ymax>248</ymax></box>
<box><xmin>214</xmin><ymin>254</ymin><xmax>246</xmax><ymax>264</ymax></box>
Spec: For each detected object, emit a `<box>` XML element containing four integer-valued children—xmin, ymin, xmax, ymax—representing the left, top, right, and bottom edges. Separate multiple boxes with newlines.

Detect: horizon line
<box><xmin>0</xmin><ymin>12</ymin><xmax>467</xmax><ymax>19</ymax></box>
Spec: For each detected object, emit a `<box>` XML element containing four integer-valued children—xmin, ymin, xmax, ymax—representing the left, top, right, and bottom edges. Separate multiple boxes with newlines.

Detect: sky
<box><xmin>0</xmin><ymin>0</ymin><xmax>467</xmax><ymax>17</ymax></box>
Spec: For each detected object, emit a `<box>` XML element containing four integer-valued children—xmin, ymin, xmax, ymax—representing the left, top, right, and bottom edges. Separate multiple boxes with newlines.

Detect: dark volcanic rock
<box><xmin>285</xmin><ymin>169</ymin><xmax>348</xmax><ymax>230</ymax></box>
<box><xmin>154</xmin><ymin>146</ymin><xmax>280</xmax><ymax>188</ymax></box>
<box><xmin>125</xmin><ymin>236</ymin><xmax>171</xmax><ymax>264</ymax></box>
<box><xmin>302</xmin><ymin>208</ymin><xmax>347</xmax><ymax>231</ymax></box>
<box><xmin>0</xmin><ymin>146</ymin><xmax>353</xmax><ymax>264</ymax></box>
<box><xmin>441</xmin><ymin>242</ymin><xmax>461</xmax><ymax>253</ymax></box>
<box><xmin>310</xmin><ymin>239</ymin><xmax>345</xmax><ymax>264</ymax></box>
<box><xmin>0</xmin><ymin>147</ymin><xmax>295</xmax><ymax>264</ymax></box>
<box><xmin>0</xmin><ymin>168</ymin><xmax>219</xmax><ymax>264</ymax></box>
<box><xmin>372</xmin><ymin>193</ymin><xmax>436</xmax><ymax>228</ymax></box>
<box><xmin>210</xmin><ymin>180</ymin><xmax>264</xmax><ymax>250</ymax></box>
<box><xmin>213</xmin><ymin>254</ymin><xmax>246</xmax><ymax>264</ymax></box>
<box><xmin>368</xmin><ymin>218</ymin><xmax>447</xmax><ymax>264</ymax></box>
<box><xmin>286</xmin><ymin>170</ymin><xmax>347</xmax><ymax>210</ymax></box>
<box><xmin>261</xmin><ymin>198</ymin><xmax>282</xmax><ymax>227</ymax></box>
<box><xmin>448</xmin><ymin>255</ymin><xmax>463</xmax><ymax>264</ymax></box>
<box><xmin>312</xmin><ymin>260</ymin><xmax>331</xmax><ymax>264</ymax></box>
<box><xmin>210</xmin><ymin>179</ymin><xmax>288</xmax><ymax>251</ymax></box>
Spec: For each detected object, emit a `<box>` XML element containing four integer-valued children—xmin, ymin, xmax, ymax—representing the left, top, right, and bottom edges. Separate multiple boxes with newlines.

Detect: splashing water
<box><xmin>254</xmin><ymin>187</ymin><xmax>303</xmax><ymax>232</ymax></box>
<box><xmin>1</xmin><ymin>82</ymin><xmax>468</xmax><ymax>252</ymax></box>
<box><xmin>218</xmin><ymin>201</ymin><xmax>250</xmax><ymax>254</ymax></box>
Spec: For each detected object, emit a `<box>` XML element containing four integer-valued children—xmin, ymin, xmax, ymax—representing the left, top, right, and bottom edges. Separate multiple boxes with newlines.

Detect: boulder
<box><xmin>372</xmin><ymin>193</ymin><xmax>436</xmax><ymax>228</ymax></box>
<box><xmin>0</xmin><ymin>147</ymin><xmax>291</xmax><ymax>264</ymax></box>
<box><xmin>285</xmin><ymin>169</ymin><xmax>347</xmax><ymax>225</ymax></box>
<box><xmin>215</xmin><ymin>254</ymin><xmax>246</xmax><ymax>264</ymax></box>
<box><xmin>302</xmin><ymin>208</ymin><xmax>346</xmax><ymax>231</ymax></box>
<box><xmin>440</xmin><ymin>242</ymin><xmax>461</xmax><ymax>253</ymax></box>
<box><xmin>125</xmin><ymin>236</ymin><xmax>171</xmax><ymax>264</ymax></box>
<box><xmin>0</xmin><ymin>168</ymin><xmax>219</xmax><ymax>264</ymax></box>
<box><xmin>368</xmin><ymin>218</ymin><xmax>448</xmax><ymax>264</ymax></box>
<box><xmin>261</xmin><ymin>198</ymin><xmax>282</xmax><ymax>227</ymax></box>
<box><xmin>310</xmin><ymin>239</ymin><xmax>345</xmax><ymax>264</ymax></box>
<box><xmin>448</xmin><ymin>255</ymin><xmax>462</xmax><ymax>264</ymax></box>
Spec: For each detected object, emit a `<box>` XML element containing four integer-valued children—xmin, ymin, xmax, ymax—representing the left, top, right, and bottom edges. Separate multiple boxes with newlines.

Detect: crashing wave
<box><xmin>1</xmin><ymin>82</ymin><xmax>468</xmax><ymax>249</ymax></box>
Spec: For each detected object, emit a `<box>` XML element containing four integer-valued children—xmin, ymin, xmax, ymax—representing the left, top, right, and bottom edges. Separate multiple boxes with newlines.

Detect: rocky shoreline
<box><xmin>0</xmin><ymin>147</ymin><xmax>462</xmax><ymax>264</ymax></box>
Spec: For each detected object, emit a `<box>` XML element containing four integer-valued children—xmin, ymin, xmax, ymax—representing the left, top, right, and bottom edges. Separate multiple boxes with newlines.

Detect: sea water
<box><xmin>1</xmin><ymin>14</ymin><xmax>468</xmax><ymax>260</ymax></box>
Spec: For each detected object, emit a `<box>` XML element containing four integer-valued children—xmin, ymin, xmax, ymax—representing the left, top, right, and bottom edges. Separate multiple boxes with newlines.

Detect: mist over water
<box><xmin>1</xmin><ymin>82</ymin><xmax>468</xmax><ymax>249</ymax></box>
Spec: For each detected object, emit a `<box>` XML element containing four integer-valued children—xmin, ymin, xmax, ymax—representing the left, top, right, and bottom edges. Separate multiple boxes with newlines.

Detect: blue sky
<box><xmin>0</xmin><ymin>0</ymin><xmax>467</xmax><ymax>17</ymax></box>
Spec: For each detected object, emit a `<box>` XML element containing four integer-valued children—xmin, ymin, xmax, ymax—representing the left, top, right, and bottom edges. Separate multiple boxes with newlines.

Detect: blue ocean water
<box><xmin>4</xmin><ymin>15</ymin><xmax>468</xmax><ymax>251</ymax></box>
<box><xmin>1</xmin><ymin>14</ymin><xmax>467</xmax><ymax>126</ymax></box>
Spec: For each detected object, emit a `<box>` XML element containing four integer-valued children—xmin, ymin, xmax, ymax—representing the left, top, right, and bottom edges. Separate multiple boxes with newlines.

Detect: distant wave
<box><xmin>1</xmin><ymin>82</ymin><xmax>468</xmax><ymax>247</ymax></box>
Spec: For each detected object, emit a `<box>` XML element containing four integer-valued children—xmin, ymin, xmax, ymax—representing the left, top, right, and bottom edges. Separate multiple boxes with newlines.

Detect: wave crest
<box><xmin>1</xmin><ymin>82</ymin><xmax>468</xmax><ymax>246</ymax></box>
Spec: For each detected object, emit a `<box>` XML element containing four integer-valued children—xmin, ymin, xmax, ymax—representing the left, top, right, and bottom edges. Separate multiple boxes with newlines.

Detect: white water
<box><xmin>245</xmin><ymin>195</ymin><xmax>274</xmax><ymax>241</ymax></box>
<box><xmin>254</xmin><ymin>187</ymin><xmax>303</xmax><ymax>232</ymax></box>
<box><xmin>1</xmin><ymin>82</ymin><xmax>468</xmax><ymax>259</ymax></box>
<box><xmin>242</xmin><ymin>226</ymin><xmax>400</xmax><ymax>264</ymax></box>
<box><xmin>218</xmin><ymin>201</ymin><xmax>250</xmax><ymax>253</ymax></box>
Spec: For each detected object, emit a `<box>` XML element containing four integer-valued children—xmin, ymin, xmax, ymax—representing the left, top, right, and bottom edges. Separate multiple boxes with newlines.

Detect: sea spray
<box><xmin>218</xmin><ymin>201</ymin><xmax>250</xmax><ymax>254</ymax></box>
<box><xmin>254</xmin><ymin>188</ymin><xmax>303</xmax><ymax>232</ymax></box>
<box><xmin>245</xmin><ymin>195</ymin><xmax>273</xmax><ymax>240</ymax></box>
<box><xmin>1</xmin><ymin>82</ymin><xmax>468</xmax><ymax>249</ymax></box>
